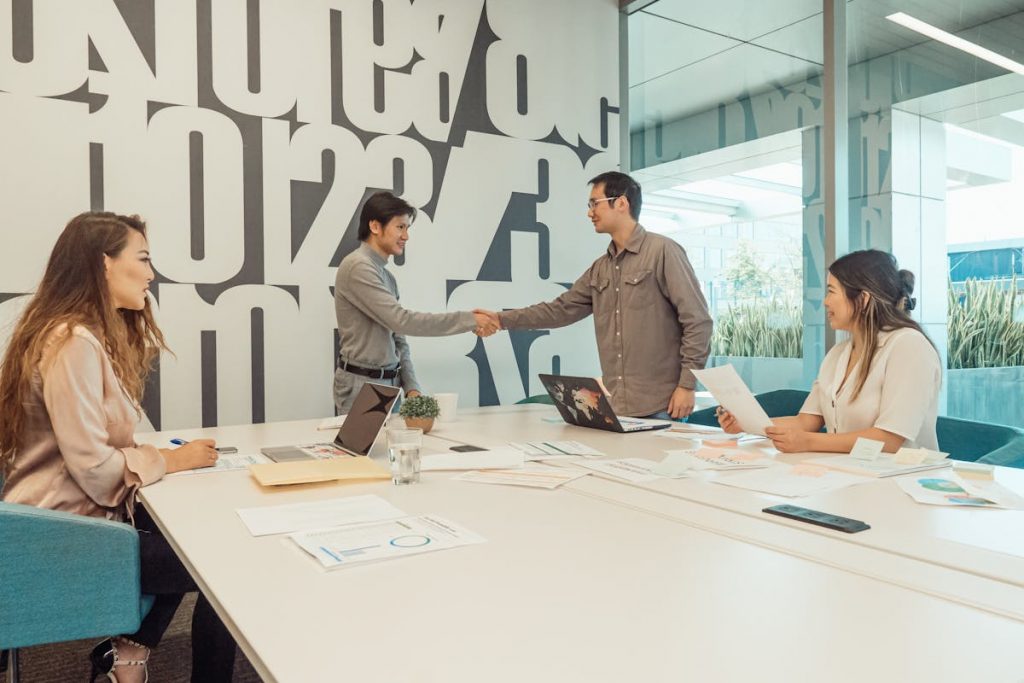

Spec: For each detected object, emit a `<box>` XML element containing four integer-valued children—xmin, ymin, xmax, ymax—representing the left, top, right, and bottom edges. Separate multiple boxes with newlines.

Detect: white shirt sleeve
<box><xmin>873</xmin><ymin>332</ymin><xmax>942</xmax><ymax>441</ymax></box>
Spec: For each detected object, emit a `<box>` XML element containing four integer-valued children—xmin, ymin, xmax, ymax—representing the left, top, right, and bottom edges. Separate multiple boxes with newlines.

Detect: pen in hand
<box><xmin>169</xmin><ymin>438</ymin><xmax>238</xmax><ymax>454</ymax></box>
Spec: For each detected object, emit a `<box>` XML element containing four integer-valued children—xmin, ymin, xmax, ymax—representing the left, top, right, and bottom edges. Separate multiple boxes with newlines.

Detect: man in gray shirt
<box><xmin>334</xmin><ymin>192</ymin><xmax>496</xmax><ymax>413</ymax></box>
<box><xmin>476</xmin><ymin>172</ymin><xmax>712</xmax><ymax>419</ymax></box>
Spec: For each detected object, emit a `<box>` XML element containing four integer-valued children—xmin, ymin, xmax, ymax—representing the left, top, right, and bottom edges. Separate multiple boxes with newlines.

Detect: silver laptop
<box><xmin>538</xmin><ymin>374</ymin><xmax>671</xmax><ymax>433</ymax></box>
<box><xmin>261</xmin><ymin>383</ymin><xmax>403</xmax><ymax>461</ymax></box>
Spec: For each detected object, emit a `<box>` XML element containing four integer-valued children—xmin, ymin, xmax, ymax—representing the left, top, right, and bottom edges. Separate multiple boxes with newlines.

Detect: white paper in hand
<box><xmin>692</xmin><ymin>365</ymin><xmax>773</xmax><ymax>436</ymax></box>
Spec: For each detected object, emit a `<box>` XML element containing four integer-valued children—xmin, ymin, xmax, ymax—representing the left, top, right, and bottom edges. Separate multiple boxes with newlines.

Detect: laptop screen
<box><xmin>333</xmin><ymin>383</ymin><xmax>402</xmax><ymax>455</ymax></box>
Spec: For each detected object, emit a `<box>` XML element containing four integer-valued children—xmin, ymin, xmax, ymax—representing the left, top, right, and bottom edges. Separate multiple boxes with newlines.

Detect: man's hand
<box><xmin>472</xmin><ymin>309</ymin><xmax>501</xmax><ymax>337</ymax></box>
<box><xmin>667</xmin><ymin>387</ymin><xmax>695</xmax><ymax>419</ymax></box>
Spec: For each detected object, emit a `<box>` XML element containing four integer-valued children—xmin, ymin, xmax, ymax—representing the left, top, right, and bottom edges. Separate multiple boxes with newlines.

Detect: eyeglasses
<box><xmin>587</xmin><ymin>196</ymin><xmax>619</xmax><ymax>210</ymax></box>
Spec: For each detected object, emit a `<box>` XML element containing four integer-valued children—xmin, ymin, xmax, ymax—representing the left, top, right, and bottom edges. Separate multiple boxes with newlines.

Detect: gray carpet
<box><xmin>12</xmin><ymin>594</ymin><xmax>262</xmax><ymax>682</ymax></box>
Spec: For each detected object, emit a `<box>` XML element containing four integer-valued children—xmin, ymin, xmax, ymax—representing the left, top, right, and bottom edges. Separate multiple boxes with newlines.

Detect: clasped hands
<box><xmin>472</xmin><ymin>309</ymin><xmax>502</xmax><ymax>337</ymax></box>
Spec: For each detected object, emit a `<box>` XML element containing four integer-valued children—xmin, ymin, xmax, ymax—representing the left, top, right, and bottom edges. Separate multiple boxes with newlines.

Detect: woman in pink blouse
<box><xmin>0</xmin><ymin>212</ymin><xmax>235</xmax><ymax>682</ymax></box>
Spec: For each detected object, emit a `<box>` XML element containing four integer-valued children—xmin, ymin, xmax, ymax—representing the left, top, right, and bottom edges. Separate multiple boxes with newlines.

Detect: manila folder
<box><xmin>250</xmin><ymin>457</ymin><xmax>390</xmax><ymax>486</ymax></box>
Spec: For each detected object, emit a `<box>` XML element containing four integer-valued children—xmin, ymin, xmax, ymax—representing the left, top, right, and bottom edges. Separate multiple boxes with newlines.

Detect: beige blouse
<box><xmin>1</xmin><ymin>325</ymin><xmax>165</xmax><ymax>521</ymax></box>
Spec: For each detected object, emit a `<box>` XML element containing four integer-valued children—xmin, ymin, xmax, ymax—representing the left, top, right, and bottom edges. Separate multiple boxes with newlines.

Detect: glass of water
<box><xmin>386</xmin><ymin>427</ymin><xmax>422</xmax><ymax>485</ymax></box>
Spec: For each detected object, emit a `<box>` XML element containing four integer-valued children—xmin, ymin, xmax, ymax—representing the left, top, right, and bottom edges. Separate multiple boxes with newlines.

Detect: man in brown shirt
<box><xmin>476</xmin><ymin>172</ymin><xmax>712</xmax><ymax>418</ymax></box>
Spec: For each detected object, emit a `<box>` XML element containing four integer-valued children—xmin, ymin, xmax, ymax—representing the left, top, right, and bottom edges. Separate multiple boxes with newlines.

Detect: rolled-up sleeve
<box><xmin>875</xmin><ymin>334</ymin><xmax>942</xmax><ymax>441</ymax></box>
<box><xmin>41</xmin><ymin>334</ymin><xmax>165</xmax><ymax>509</ymax></box>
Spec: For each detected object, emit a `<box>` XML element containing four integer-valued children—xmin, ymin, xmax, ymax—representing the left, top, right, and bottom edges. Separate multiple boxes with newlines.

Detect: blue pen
<box><xmin>170</xmin><ymin>438</ymin><xmax>237</xmax><ymax>454</ymax></box>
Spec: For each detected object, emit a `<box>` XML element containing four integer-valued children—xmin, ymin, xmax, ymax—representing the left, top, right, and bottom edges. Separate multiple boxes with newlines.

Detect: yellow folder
<box><xmin>250</xmin><ymin>457</ymin><xmax>390</xmax><ymax>486</ymax></box>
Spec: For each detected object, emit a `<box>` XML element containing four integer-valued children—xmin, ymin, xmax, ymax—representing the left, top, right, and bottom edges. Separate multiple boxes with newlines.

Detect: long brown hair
<box><xmin>829</xmin><ymin>249</ymin><xmax>935</xmax><ymax>400</ymax></box>
<box><xmin>0</xmin><ymin>212</ymin><xmax>168</xmax><ymax>474</ymax></box>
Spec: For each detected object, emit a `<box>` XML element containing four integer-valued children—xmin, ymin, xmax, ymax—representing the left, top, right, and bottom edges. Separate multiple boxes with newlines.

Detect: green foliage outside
<box><xmin>948</xmin><ymin>279</ymin><xmax>1024</xmax><ymax>369</ymax></box>
<box><xmin>711</xmin><ymin>302</ymin><xmax>802</xmax><ymax>358</ymax></box>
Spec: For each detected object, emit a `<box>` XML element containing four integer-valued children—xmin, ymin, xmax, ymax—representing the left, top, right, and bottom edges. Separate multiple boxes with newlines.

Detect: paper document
<box><xmin>714</xmin><ymin>463</ymin><xmax>872</xmax><ymax>497</ymax></box>
<box><xmin>166</xmin><ymin>452</ymin><xmax>270</xmax><ymax>476</ymax></box>
<box><xmin>896</xmin><ymin>477</ymin><xmax>1003</xmax><ymax>508</ymax></box>
<box><xmin>668</xmin><ymin>447</ymin><xmax>775</xmax><ymax>472</ymax></box>
<box><xmin>576</xmin><ymin>458</ymin><xmax>662</xmax><ymax>483</ymax></box>
<box><xmin>804</xmin><ymin>453</ymin><xmax>949</xmax><ymax>478</ymax></box>
<box><xmin>290</xmin><ymin>515</ymin><xmax>485</xmax><ymax>569</ymax></box>
<box><xmin>237</xmin><ymin>494</ymin><xmax>406</xmax><ymax>536</ymax></box>
<box><xmin>692</xmin><ymin>365</ymin><xmax>773</xmax><ymax>436</ymax></box>
<box><xmin>453</xmin><ymin>464</ymin><xmax>589</xmax><ymax>489</ymax></box>
<box><xmin>508</xmin><ymin>441</ymin><xmax>605</xmax><ymax>459</ymax></box>
<box><xmin>420</xmin><ymin>448</ymin><xmax>524</xmax><ymax>471</ymax></box>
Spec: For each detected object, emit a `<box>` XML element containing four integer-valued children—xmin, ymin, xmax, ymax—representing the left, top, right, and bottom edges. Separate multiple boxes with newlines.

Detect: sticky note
<box><xmin>850</xmin><ymin>437</ymin><xmax>885</xmax><ymax>461</ymax></box>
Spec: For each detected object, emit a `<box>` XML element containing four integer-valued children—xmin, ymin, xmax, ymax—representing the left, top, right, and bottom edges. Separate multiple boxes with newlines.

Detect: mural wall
<box><xmin>0</xmin><ymin>0</ymin><xmax>619</xmax><ymax>429</ymax></box>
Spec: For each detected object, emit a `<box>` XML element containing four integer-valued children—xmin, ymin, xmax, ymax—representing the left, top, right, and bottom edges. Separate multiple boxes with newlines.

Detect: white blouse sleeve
<box><xmin>874</xmin><ymin>332</ymin><xmax>942</xmax><ymax>441</ymax></box>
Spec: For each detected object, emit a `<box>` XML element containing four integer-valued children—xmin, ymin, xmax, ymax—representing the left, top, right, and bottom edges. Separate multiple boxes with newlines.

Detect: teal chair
<box><xmin>937</xmin><ymin>416</ymin><xmax>1024</xmax><ymax>467</ymax></box>
<box><xmin>517</xmin><ymin>394</ymin><xmax>554</xmax><ymax>405</ymax></box>
<box><xmin>0</xmin><ymin>501</ymin><xmax>151</xmax><ymax>683</ymax></box>
<box><xmin>688</xmin><ymin>389</ymin><xmax>811</xmax><ymax>427</ymax></box>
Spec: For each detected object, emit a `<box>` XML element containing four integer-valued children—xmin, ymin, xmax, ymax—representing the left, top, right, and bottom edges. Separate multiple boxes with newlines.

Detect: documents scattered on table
<box><xmin>453</xmin><ymin>464</ymin><xmax>590</xmax><ymax>489</ymax></box>
<box><xmin>420</xmin><ymin>448</ymin><xmax>524</xmax><ymax>471</ymax></box>
<box><xmin>290</xmin><ymin>515</ymin><xmax>485</xmax><ymax>569</ymax></box>
<box><xmin>896</xmin><ymin>477</ymin><xmax>1005</xmax><ymax>508</ymax></box>
<box><xmin>665</xmin><ymin>447</ymin><xmax>775</xmax><ymax>472</ymax></box>
<box><xmin>692</xmin><ymin>365</ymin><xmax>773</xmax><ymax>436</ymax></box>
<box><xmin>249</xmin><ymin>457</ymin><xmax>390</xmax><ymax>486</ymax></box>
<box><xmin>576</xmin><ymin>458</ymin><xmax>662</xmax><ymax>483</ymax></box>
<box><xmin>650</xmin><ymin>452</ymin><xmax>694</xmax><ymax>478</ymax></box>
<box><xmin>804</xmin><ymin>450</ymin><xmax>948</xmax><ymax>478</ymax></box>
<box><xmin>714</xmin><ymin>463</ymin><xmax>872</xmax><ymax>497</ymax></box>
<box><xmin>237</xmin><ymin>494</ymin><xmax>405</xmax><ymax>536</ymax></box>
<box><xmin>508</xmin><ymin>441</ymin><xmax>605</xmax><ymax>458</ymax></box>
<box><xmin>167</xmin><ymin>452</ymin><xmax>270</xmax><ymax>476</ymax></box>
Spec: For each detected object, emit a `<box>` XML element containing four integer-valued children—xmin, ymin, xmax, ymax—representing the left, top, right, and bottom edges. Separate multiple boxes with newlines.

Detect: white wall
<box><xmin>0</xmin><ymin>0</ymin><xmax>619</xmax><ymax>429</ymax></box>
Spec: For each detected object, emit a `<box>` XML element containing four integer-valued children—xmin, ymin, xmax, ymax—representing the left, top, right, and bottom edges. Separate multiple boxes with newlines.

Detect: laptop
<box><xmin>538</xmin><ymin>374</ymin><xmax>672</xmax><ymax>433</ymax></box>
<box><xmin>261</xmin><ymin>383</ymin><xmax>403</xmax><ymax>462</ymax></box>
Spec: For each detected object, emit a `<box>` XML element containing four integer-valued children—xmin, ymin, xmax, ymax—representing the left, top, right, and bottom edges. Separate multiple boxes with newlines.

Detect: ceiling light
<box><xmin>886</xmin><ymin>12</ymin><xmax>1024</xmax><ymax>76</ymax></box>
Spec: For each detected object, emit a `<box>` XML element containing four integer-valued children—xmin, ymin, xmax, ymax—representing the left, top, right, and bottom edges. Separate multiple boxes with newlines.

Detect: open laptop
<box><xmin>261</xmin><ymin>383</ymin><xmax>403</xmax><ymax>462</ymax></box>
<box><xmin>538</xmin><ymin>374</ymin><xmax>672</xmax><ymax>433</ymax></box>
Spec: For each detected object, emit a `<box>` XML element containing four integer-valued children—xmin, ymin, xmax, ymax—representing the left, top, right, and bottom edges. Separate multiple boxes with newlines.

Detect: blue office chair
<box><xmin>0</xmin><ymin>501</ymin><xmax>152</xmax><ymax>683</ymax></box>
<box><xmin>937</xmin><ymin>416</ymin><xmax>1024</xmax><ymax>468</ymax></box>
<box><xmin>516</xmin><ymin>394</ymin><xmax>554</xmax><ymax>405</ymax></box>
<box><xmin>687</xmin><ymin>389</ymin><xmax>811</xmax><ymax>427</ymax></box>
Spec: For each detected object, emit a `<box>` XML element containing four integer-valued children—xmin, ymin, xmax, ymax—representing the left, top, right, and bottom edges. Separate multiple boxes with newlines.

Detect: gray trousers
<box><xmin>333</xmin><ymin>367</ymin><xmax>401</xmax><ymax>414</ymax></box>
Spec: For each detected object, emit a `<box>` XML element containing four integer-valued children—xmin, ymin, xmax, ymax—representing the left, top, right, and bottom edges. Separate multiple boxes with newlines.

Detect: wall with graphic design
<box><xmin>0</xmin><ymin>0</ymin><xmax>619</xmax><ymax>430</ymax></box>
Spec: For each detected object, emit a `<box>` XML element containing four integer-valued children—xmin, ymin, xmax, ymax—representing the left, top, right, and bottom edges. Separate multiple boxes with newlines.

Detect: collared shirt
<box><xmin>1</xmin><ymin>325</ymin><xmax>165</xmax><ymax>522</ymax></box>
<box><xmin>801</xmin><ymin>327</ymin><xmax>941</xmax><ymax>449</ymax></box>
<box><xmin>499</xmin><ymin>225</ymin><xmax>712</xmax><ymax>417</ymax></box>
<box><xmin>334</xmin><ymin>243</ymin><xmax>476</xmax><ymax>393</ymax></box>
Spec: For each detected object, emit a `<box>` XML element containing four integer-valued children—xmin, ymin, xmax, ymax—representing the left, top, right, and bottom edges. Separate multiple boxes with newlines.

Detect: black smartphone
<box><xmin>449</xmin><ymin>444</ymin><xmax>486</xmax><ymax>452</ymax></box>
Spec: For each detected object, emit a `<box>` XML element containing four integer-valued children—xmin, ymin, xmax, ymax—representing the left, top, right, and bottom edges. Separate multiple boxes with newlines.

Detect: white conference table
<box><xmin>137</xmin><ymin>407</ymin><xmax>1024</xmax><ymax>682</ymax></box>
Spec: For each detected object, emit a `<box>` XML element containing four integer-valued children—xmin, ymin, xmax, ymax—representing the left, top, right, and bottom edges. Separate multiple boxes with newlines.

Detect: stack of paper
<box><xmin>665</xmin><ymin>447</ymin><xmax>775</xmax><ymax>472</ymax></box>
<box><xmin>575</xmin><ymin>458</ymin><xmax>662</xmax><ymax>483</ymax></box>
<box><xmin>249</xmin><ymin>457</ymin><xmax>390</xmax><ymax>486</ymax></box>
<box><xmin>508</xmin><ymin>441</ymin><xmax>605</xmax><ymax>459</ymax></box>
<box><xmin>897</xmin><ymin>475</ymin><xmax>1024</xmax><ymax>509</ymax></box>
<box><xmin>453</xmin><ymin>464</ymin><xmax>589</xmax><ymax>490</ymax></box>
<box><xmin>290</xmin><ymin>515</ymin><xmax>485</xmax><ymax>569</ymax></box>
<box><xmin>804</xmin><ymin>453</ymin><xmax>948</xmax><ymax>478</ymax></box>
<box><xmin>236</xmin><ymin>494</ymin><xmax>406</xmax><ymax>536</ymax></box>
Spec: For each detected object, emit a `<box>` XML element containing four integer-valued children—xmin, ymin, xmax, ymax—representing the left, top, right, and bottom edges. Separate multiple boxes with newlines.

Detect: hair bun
<box><xmin>898</xmin><ymin>269</ymin><xmax>916</xmax><ymax>296</ymax></box>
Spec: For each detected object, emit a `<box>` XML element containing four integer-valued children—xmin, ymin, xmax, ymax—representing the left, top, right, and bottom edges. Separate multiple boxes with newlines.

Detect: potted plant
<box><xmin>399</xmin><ymin>395</ymin><xmax>440</xmax><ymax>434</ymax></box>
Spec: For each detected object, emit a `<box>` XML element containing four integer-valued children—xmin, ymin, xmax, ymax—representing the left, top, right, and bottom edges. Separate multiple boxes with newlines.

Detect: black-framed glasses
<box><xmin>587</xmin><ymin>196</ymin><xmax>619</xmax><ymax>210</ymax></box>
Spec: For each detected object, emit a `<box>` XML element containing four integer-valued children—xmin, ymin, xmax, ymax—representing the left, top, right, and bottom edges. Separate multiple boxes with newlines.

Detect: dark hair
<box><xmin>828</xmin><ymin>249</ymin><xmax>933</xmax><ymax>400</ymax></box>
<box><xmin>0</xmin><ymin>212</ymin><xmax>169</xmax><ymax>474</ymax></box>
<box><xmin>588</xmin><ymin>171</ymin><xmax>642</xmax><ymax>220</ymax></box>
<box><xmin>357</xmin><ymin>192</ymin><xmax>417</xmax><ymax>241</ymax></box>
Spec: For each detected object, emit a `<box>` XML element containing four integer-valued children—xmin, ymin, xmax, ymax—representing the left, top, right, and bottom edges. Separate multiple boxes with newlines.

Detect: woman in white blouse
<box><xmin>718</xmin><ymin>249</ymin><xmax>942</xmax><ymax>453</ymax></box>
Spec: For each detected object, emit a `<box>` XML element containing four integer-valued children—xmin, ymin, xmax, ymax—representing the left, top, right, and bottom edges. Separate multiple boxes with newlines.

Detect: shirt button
<box><xmin>618</xmin><ymin>376</ymin><xmax>622</xmax><ymax>379</ymax></box>
<box><xmin>615</xmin><ymin>309</ymin><xmax>620</xmax><ymax>315</ymax></box>
<box><xmin>615</xmin><ymin>287</ymin><xmax>619</xmax><ymax>292</ymax></box>
<box><xmin>617</xmin><ymin>353</ymin><xmax>621</xmax><ymax>358</ymax></box>
<box><xmin>615</xmin><ymin>266</ymin><xmax>619</xmax><ymax>270</ymax></box>
<box><xmin>616</xmin><ymin>331</ymin><xmax>620</xmax><ymax>335</ymax></box>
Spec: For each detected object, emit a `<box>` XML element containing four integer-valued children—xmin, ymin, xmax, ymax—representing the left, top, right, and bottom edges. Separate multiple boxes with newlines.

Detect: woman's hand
<box><xmin>764</xmin><ymin>425</ymin><xmax>812</xmax><ymax>453</ymax></box>
<box><xmin>161</xmin><ymin>439</ymin><xmax>219</xmax><ymax>473</ymax></box>
<box><xmin>716</xmin><ymin>407</ymin><xmax>742</xmax><ymax>434</ymax></box>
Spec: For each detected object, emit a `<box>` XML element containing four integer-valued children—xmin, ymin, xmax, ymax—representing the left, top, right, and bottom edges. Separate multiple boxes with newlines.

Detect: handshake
<box><xmin>471</xmin><ymin>309</ymin><xmax>502</xmax><ymax>337</ymax></box>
